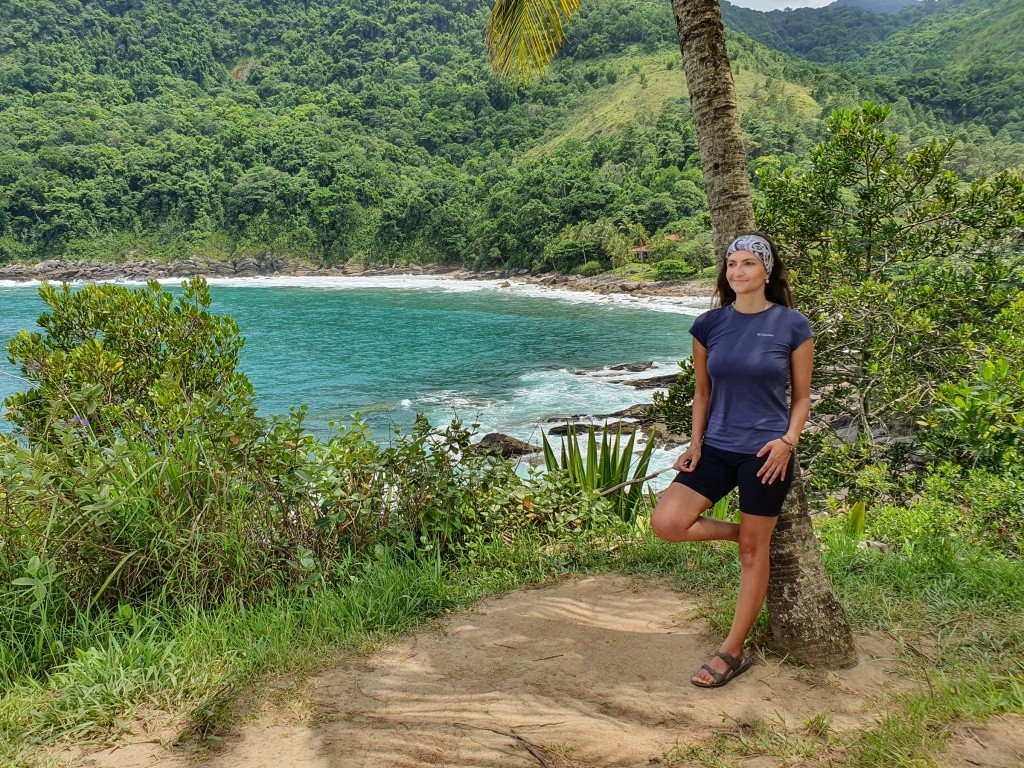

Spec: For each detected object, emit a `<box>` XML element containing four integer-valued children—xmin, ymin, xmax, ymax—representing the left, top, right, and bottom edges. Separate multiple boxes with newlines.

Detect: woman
<box><xmin>651</xmin><ymin>232</ymin><xmax>813</xmax><ymax>688</ymax></box>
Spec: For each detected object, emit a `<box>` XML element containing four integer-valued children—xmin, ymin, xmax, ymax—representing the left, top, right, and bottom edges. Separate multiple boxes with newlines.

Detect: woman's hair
<box><xmin>713</xmin><ymin>230</ymin><xmax>795</xmax><ymax>308</ymax></box>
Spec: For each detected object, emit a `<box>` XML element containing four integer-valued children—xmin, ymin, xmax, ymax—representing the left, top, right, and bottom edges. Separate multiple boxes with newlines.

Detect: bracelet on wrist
<box><xmin>780</xmin><ymin>435</ymin><xmax>797</xmax><ymax>448</ymax></box>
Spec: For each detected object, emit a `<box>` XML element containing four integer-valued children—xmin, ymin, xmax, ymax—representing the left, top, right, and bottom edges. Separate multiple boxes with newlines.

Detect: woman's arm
<box><xmin>784</xmin><ymin>337</ymin><xmax>814</xmax><ymax>446</ymax></box>
<box><xmin>675</xmin><ymin>338</ymin><xmax>711</xmax><ymax>472</ymax></box>
<box><xmin>756</xmin><ymin>337</ymin><xmax>814</xmax><ymax>483</ymax></box>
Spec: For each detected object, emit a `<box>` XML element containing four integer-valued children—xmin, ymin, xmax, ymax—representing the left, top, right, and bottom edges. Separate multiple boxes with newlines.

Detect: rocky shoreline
<box><xmin>0</xmin><ymin>256</ymin><xmax>714</xmax><ymax>301</ymax></box>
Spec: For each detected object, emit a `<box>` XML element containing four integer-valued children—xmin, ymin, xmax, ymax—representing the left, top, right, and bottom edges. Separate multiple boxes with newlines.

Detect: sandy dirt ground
<box><xmin>65</xmin><ymin>575</ymin><xmax>1023</xmax><ymax>768</ymax></box>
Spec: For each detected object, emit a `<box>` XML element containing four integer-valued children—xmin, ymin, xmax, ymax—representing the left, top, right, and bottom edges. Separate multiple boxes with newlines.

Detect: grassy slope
<box><xmin>720</xmin><ymin>0</ymin><xmax>1023</xmax><ymax>131</ymax></box>
<box><xmin>527</xmin><ymin>48</ymin><xmax>820</xmax><ymax>160</ymax></box>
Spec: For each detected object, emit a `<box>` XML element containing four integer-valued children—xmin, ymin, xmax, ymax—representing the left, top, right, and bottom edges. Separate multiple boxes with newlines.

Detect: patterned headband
<box><xmin>726</xmin><ymin>235</ymin><xmax>774</xmax><ymax>276</ymax></box>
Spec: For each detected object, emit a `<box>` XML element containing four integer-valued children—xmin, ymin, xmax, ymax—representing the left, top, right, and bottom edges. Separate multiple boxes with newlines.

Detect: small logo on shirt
<box><xmin>757</xmin><ymin>333</ymin><xmax>775</xmax><ymax>337</ymax></box>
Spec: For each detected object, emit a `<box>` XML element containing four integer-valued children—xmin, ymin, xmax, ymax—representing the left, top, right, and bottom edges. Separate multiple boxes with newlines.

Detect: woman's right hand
<box><xmin>673</xmin><ymin>444</ymin><xmax>701</xmax><ymax>473</ymax></box>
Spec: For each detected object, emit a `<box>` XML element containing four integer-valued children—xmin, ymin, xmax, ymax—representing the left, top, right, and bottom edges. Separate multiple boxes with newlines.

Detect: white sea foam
<box><xmin>409</xmin><ymin>360</ymin><xmax>691</xmax><ymax>490</ymax></box>
<box><xmin>3</xmin><ymin>273</ymin><xmax>709</xmax><ymax>314</ymax></box>
<box><xmin>0</xmin><ymin>280</ymin><xmax>41</xmax><ymax>288</ymax></box>
<box><xmin>193</xmin><ymin>274</ymin><xmax>495</xmax><ymax>293</ymax></box>
<box><xmin>410</xmin><ymin>363</ymin><xmax>682</xmax><ymax>460</ymax></box>
<box><xmin>197</xmin><ymin>275</ymin><xmax>710</xmax><ymax>315</ymax></box>
<box><xmin>495</xmin><ymin>281</ymin><xmax>709</xmax><ymax>316</ymax></box>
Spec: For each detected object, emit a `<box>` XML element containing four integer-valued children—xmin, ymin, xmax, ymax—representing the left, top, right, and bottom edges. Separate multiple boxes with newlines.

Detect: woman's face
<box><xmin>725</xmin><ymin>249</ymin><xmax>769</xmax><ymax>295</ymax></box>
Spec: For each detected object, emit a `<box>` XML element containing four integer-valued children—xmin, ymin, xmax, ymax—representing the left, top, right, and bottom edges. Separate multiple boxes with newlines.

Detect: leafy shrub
<box><xmin>800</xmin><ymin>431</ymin><xmax>922</xmax><ymax>505</ymax></box>
<box><xmin>649</xmin><ymin>358</ymin><xmax>695</xmax><ymax>436</ymax></box>
<box><xmin>572</xmin><ymin>260</ymin><xmax>605</xmax><ymax>277</ymax></box>
<box><xmin>960</xmin><ymin>468</ymin><xmax>1024</xmax><ymax>555</ymax></box>
<box><xmin>0</xmin><ymin>281</ymin><xmax>555</xmax><ymax>679</ymax></box>
<box><xmin>862</xmin><ymin>476</ymin><xmax>964</xmax><ymax>552</ymax></box>
<box><xmin>920</xmin><ymin>355</ymin><xmax>1024</xmax><ymax>472</ymax></box>
<box><xmin>6</xmin><ymin>278</ymin><xmax>258</xmax><ymax>444</ymax></box>
<box><xmin>653</xmin><ymin>259</ymin><xmax>697</xmax><ymax>281</ymax></box>
<box><xmin>830</xmin><ymin>463</ymin><xmax>1024</xmax><ymax>555</ymax></box>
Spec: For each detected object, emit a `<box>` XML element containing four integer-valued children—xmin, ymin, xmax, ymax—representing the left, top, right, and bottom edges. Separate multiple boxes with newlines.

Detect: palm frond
<box><xmin>486</xmin><ymin>0</ymin><xmax>581</xmax><ymax>84</ymax></box>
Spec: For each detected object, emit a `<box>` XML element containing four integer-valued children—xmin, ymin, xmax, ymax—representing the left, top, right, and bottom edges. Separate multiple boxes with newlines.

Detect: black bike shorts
<box><xmin>672</xmin><ymin>443</ymin><xmax>794</xmax><ymax>517</ymax></box>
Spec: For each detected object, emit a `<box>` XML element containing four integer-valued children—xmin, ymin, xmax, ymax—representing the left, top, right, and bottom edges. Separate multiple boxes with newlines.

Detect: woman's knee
<box><xmin>651</xmin><ymin>504</ymin><xmax>683</xmax><ymax>541</ymax></box>
<box><xmin>737</xmin><ymin>514</ymin><xmax>777</xmax><ymax>566</ymax></box>
<box><xmin>650</xmin><ymin>485</ymin><xmax>708</xmax><ymax>542</ymax></box>
<box><xmin>737</xmin><ymin>539</ymin><xmax>768</xmax><ymax>569</ymax></box>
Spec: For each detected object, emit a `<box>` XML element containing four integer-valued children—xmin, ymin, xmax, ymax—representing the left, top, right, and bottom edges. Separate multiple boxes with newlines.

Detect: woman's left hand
<box><xmin>756</xmin><ymin>439</ymin><xmax>794</xmax><ymax>484</ymax></box>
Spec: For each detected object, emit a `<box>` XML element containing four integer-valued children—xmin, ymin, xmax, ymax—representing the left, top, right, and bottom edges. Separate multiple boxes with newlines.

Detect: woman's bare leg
<box><xmin>691</xmin><ymin>512</ymin><xmax>778</xmax><ymax>685</ymax></box>
<box><xmin>650</xmin><ymin>483</ymin><xmax>739</xmax><ymax>543</ymax></box>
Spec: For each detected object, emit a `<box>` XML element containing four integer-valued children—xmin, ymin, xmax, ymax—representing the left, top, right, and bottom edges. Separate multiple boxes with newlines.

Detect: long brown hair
<box><xmin>713</xmin><ymin>231</ymin><xmax>795</xmax><ymax>308</ymax></box>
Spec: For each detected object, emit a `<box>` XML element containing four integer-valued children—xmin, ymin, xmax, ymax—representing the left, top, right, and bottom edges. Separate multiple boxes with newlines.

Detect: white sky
<box><xmin>729</xmin><ymin>0</ymin><xmax>835</xmax><ymax>10</ymax></box>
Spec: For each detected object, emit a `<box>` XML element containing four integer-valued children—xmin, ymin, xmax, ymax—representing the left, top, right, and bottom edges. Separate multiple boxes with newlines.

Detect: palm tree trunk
<box><xmin>767</xmin><ymin>467</ymin><xmax>858</xmax><ymax>667</ymax></box>
<box><xmin>670</xmin><ymin>0</ymin><xmax>755</xmax><ymax>257</ymax></box>
<box><xmin>671</xmin><ymin>0</ymin><xmax>858</xmax><ymax>669</ymax></box>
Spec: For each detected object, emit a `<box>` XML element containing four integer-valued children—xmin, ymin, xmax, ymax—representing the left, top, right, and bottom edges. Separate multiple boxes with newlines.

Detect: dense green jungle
<box><xmin>2</xmin><ymin>1</ymin><xmax>1024</xmax><ymax>766</ymax></box>
<box><xmin>1</xmin><ymin>0</ymin><xmax>1023</xmax><ymax>270</ymax></box>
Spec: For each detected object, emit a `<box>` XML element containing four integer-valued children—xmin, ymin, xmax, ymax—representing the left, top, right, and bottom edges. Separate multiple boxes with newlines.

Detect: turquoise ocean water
<box><xmin>0</xmin><ymin>277</ymin><xmax>701</xmax><ymax>454</ymax></box>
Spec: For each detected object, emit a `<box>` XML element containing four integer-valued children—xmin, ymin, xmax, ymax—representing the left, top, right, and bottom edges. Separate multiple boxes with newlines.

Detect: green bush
<box><xmin>5</xmin><ymin>279</ymin><xmax>258</xmax><ymax>444</ymax></box>
<box><xmin>830</xmin><ymin>463</ymin><xmax>1024</xmax><ymax>555</ymax></box>
<box><xmin>0</xmin><ymin>280</ymin><xmax>621</xmax><ymax>682</ymax></box>
<box><xmin>653</xmin><ymin>259</ymin><xmax>697</xmax><ymax>281</ymax></box>
<box><xmin>648</xmin><ymin>359</ymin><xmax>694</xmax><ymax>436</ymax></box>
<box><xmin>960</xmin><ymin>469</ymin><xmax>1024</xmax><ymax>554</ymax></box>
<box><xmin>920</xmin><ymin>355</ymin><xmax>1024</xmax><ymax>472</ymax></box>
<box><xmin>571</xmin><ymin>260</ymin><xmax>605</xmax><ymax>277</ymax></box>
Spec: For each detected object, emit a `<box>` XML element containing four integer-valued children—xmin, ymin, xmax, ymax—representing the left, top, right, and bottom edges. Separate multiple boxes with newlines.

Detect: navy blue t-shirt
<box><xmin>689</xmin><ymin>304</ymin><xmax>813</xmax><ymax>454</ymax></box>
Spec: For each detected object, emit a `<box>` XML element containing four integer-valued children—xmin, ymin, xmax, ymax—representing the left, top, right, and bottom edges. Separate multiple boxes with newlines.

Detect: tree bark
<box><xmin>767</xmin><ymin>466</ymin><xmax>859</xmax><ymax>668</ymax></box>
<box><xmin>671</xmin><ymin>0</ymin><xmax>756</xmax><ymax>258</ymax></box>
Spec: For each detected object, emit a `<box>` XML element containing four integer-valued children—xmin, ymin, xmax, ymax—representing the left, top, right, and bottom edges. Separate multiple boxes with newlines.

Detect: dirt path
<box><xmin>70</xmin><ymin>575</ymin><xmax>1022</xmax><ymax>768</ymax></box>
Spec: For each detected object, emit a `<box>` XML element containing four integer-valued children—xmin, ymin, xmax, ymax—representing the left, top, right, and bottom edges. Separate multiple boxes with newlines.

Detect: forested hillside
<box><xmin>0</xmin><ymin>0</ymin><xmax>1020</xmax><ymax>269</ymax></box>
<box><xmin>723</xmin><ymin>0</ymin><xmax>1023</xmax><ymax>133</ymax></box>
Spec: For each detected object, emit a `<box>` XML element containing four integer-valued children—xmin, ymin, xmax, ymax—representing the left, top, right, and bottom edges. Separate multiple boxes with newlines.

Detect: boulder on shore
<box><xmin>475</xmin><ymin>433</ymin><xmax>537</xmax><ymax>458</ymax></box>
<box><xmin>608</xmin><ymin>361</ymin><xmax>655</xmax><ymax>373</ymax></box>
<box><xmin>601</xmin><ymin>404</ymin><xmax>654</xmax><ymax>423</ymax></box>
<box><xmin>546</xmin><ymin>422</ymin><xmax>595</xmax><ymax>436</ymax></box>
<box><xmin>618</xmin><ymin>373</ymin><xmax>680</xmax><ymax>389</ymax></box>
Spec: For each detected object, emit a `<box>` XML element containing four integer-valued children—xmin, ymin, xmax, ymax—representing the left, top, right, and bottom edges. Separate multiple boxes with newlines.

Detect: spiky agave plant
<box><xmin>541</xmin><ymin>423</ymin><xmax>656</xmax><ymax>523</ymax></box>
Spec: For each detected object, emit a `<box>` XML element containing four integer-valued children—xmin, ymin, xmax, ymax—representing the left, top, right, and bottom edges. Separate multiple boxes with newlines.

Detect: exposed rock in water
<box><xmin>601</xmin><ymin>420</ymin><xmax>639</xmax><ymax>434</ymax></box>
<box><xmin>475</xmin><ymin>433</ymin><xmax>537</xmax><ymax>458</ymax></box>
<box><xmin>542</xmin><ymin>414</ymin><xmax>589</xmax><ymax>423</ymax></box>
<box><xmin>647</xmin><ymin>423</ymin><xmax>689</xmax><ymax>450</ymax></box>
<box><xmin>546</xmin><ymin>419</ymin><xmax>642</xmax><ymax>436</ymax></box>
<box><xmin>546</xmin><ymin>422</ymin><xmax>594</xmax><ymax>436</ymax></box>
<box><xmin>600</xmin><ymin>404</ymin><xmax>655</xmax><ymax>423</ymax></box>
<box><xmin>608</xmin><ymin>362</ymin><xmax>655</xmax><ymax>372</ymax></box>
<box><xmin>617</xmin><ymin>373</ymin><xmax>680</xmax><ymax>389</ymax></box>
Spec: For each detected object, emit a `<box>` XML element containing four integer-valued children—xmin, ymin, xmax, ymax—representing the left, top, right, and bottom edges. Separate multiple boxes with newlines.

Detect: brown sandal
<box><xmin>690</xmin><ymin>651</ymin><xmax>753</xmax><ymax>688</ymax></box>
